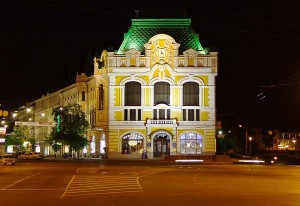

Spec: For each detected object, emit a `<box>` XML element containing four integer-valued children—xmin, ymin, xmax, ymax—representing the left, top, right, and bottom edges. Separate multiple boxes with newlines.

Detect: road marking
<box><xmin>1</xmin><ymin>173</ymin><xmax>40</xmax><ymax>190</ymax></box>
<box><xmin>60</xmin><ymin>168</ymin><xmax>174</xmax><ymax>199</ymax></box>
<box><xmin>3</xmin><ymin>188</ymin><xmax>64</xmax><ymax>191</ymax></box>
<box><xmin>61</xmin><ymin>175</ymin><xmax>142</xmax><ymax>198</ymax></box>
<box><xmin>60</xmin><ymin>175</ymin><xmax>75</xmax><ymax>199</ymax></box>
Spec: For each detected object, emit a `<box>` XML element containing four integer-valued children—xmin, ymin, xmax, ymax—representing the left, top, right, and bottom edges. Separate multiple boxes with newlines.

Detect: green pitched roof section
<box><xmin>117</xmin><ymin>18</ymin><xmax>204</xmax><ymax>54</ymax></box>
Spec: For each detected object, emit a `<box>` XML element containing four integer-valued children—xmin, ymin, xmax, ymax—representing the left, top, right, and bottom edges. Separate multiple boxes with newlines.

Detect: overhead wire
<box><xmin>220</xmin><ymin>71</ymin><xmax>300</xmax><ymax>117</ymax></box>
<box><xmin>12</xmin><ymin>0</ymin><xmax>300</xmax><ymax>125</ymax></box>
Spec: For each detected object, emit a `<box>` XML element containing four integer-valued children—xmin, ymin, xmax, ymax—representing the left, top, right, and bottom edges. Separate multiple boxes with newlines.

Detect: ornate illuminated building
<box><xmin>17</xmin><ymin>18</ymin><xmax>219</xmax><ymax>159</ymax></box>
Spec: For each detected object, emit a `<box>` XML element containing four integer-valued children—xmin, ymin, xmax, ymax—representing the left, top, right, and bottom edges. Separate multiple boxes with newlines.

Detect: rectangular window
<box><xmin>153</xmin><ymin>109</ymin><xmax>157</xmax><ymax>120</ymax></box>
<box><xmin>154</xmin><ymin>82</ymin><xmax>170</xmax><ymax>105</ymax></box>
<box><xmin>188</xmin><ymin>109</ymin><xmax>194</xmax><ymax>121</ymax></box>
<box><xmin>89</xmin><ymin>111</ymin><xmax>96</xmax><ymax>125</ymax></box>
<box><xmin>159</xmin><ymin>109</ymin><xmax>165</xmax><ymax>119</ymax></box>
<box><xmin>153</xmin><ymin>109</ymin><xmax>170</xmax><ymax>120</ymax></box>
<box><xmin>124</xmin><ymin>109</ymin><xmax>141</xmax><ymax>121</ymax></box>
<box><xmin>182</xmin><ymin>109</ymin><xmax>200</xmax><ymax>121</ymax></box>
<box><xmin>130</xmin><ymin>109</ymin><xmax>136</xmax><ymax>121</ymax></box>
<box><xmin>183</xmin><ymin>109</ymin><xmax>186</xmax><ymax>121</ymax></box>
<box><xmin>138</xmin><ymin>109</ymin><xmax>141</xmax><ymax>120</ymax></box>
<box><xmin>99</xmin><ymin>85</ymin><xmax>104</xmax><ymax>110</ymax></box>
<box><xmin>167</xmin><ymin>109</ymin><xmax>171</xmax><ymax>119</ymax></box>
<box><xmin>82</xmin><ymin>91</ymin><xmax>85</xmax><ymax>101</ymax></box>
<box><xmin>196</xmin><ymin>109</ymin><xmax>200</xmax><ymax>121</ymax></box>
<box><xmin>90</xmin><ymin>111</ymin><xmax>92</xmax><ymax>124</ymax></box>
<box><xmin>183</xmin><ymin>82</ymin><xmax>199</xmax><ymax>106</ymax></box>
<box><xmin>124</xmin><ymin>109</ymin><xmax>128</xmax><ymax>121</ymax></box>
<box><xmin>125</xmin><ymin>82</ymin><xmax>141</xmax><ymax>106</ymax></box>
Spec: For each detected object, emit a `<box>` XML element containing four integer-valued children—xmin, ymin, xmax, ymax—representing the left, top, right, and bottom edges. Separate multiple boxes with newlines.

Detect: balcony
<box><xmin>145</xmin><ymin>119</ymin><xmax>177</xmax><ymax>128</ymax></box>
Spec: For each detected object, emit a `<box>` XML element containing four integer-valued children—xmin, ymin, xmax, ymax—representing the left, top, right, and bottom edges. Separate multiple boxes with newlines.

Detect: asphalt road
<box><xmin>0</xmin><ymin>159</ymin><xmax>299</xmax><ymax>206</ymax></box>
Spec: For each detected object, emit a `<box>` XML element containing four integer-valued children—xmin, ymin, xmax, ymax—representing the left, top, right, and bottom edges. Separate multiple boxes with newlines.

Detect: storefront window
<box><xmin>180</xmin><ymin>132</ymin><xmax>202</xmax><ymax>154</ymax></box>
<box><xmin>122</xmin><ymin>133</ymin><xmax>144</xmax><ymax>154</ymax></box>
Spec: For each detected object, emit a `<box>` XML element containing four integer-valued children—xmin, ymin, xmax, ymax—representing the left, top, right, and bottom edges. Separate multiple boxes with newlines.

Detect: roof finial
<box><xmin>183</xmin><ymin>9</ymin><xmax>188</xmax><ymax>17</ymax></box>
<box><xmin>135</xmin><ymin>10</ymin><xmax>139</xmax><ymax>19</ymax></box>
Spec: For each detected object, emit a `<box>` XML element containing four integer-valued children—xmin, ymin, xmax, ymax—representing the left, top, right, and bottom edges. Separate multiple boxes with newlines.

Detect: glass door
<box><xmin>153</xmin><ymin>135</ymin><xmax>170</xmax><ymax>158</ymax></box>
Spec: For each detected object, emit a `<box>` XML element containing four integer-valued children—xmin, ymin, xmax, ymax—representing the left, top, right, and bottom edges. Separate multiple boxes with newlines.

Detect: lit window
<box><xmin>122</xmin><ymin>133</ymin><xmax>144</xmax><ymax>154</ymax></box>
<box><xmin>180</xmin><ymin>133</ymin><xmax>203</xmax><ymax>154</ymax></box>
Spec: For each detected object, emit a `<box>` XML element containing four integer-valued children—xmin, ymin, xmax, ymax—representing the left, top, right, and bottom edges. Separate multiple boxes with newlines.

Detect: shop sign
<box><xmin>128</xmin><ymin>140</ymin><xmax>137</xmax><ymax>146</ymax></box>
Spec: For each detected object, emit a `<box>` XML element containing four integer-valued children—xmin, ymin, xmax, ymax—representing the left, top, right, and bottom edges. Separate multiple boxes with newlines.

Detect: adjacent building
<box><xmin>16</xmin><ymin>18</ymin><xmax>219</xmax><ymax>159</ymax></box>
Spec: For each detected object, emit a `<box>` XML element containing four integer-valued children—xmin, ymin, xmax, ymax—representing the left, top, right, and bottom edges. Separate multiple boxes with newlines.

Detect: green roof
<box><xmin>117</xmin><ymin>19</ymin><xmax>204</xmax><ymax>54</ymax></box>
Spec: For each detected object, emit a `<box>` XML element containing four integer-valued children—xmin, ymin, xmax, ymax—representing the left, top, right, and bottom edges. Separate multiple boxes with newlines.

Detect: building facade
<box><xmin>16</xmin><ymin>18</ymin><xmax>219</xmax><ymax>159</ymax></box>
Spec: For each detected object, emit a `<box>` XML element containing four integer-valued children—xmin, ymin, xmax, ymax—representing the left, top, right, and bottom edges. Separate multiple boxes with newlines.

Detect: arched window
<box><xmin>180</xmin><ymin>133</ymin><xmax>202</xmax><ymax>154</ymax></box>
<box><xmin>125</xmin><ymin>82</ymin><xmax>141</xmax><ymax>106</ymax></box>
<box><xmin>183</xmin><ymin>82</ymin><xmax>199</xmax><ymax>106</ymax></box>
<box><xmin>154</xmin><ymin>82</ymin><xmax>170</xmax><ymax>105</ymax></box>
<box><xmin>122</xmin><ymin>133</ymin><xmax>144</xmax><ymax>154</ymax></box>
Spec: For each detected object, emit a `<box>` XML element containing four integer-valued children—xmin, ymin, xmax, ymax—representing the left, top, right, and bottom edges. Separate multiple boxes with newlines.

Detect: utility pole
<box><xmin>245</xmin><ymin>125</ymin><xmax>248</xmax><ymax>157</ymax></box>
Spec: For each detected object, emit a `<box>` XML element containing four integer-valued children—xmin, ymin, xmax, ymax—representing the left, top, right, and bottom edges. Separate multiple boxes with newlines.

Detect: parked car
<box><xmin>0</xmin><ymin>154</ymin><xmax>16</xmax><ymax>165</ymax></box>
<box><xmin>18</xmin><ymin>152</ymin><xmax>44</xmax><ymax>160</ymax></box>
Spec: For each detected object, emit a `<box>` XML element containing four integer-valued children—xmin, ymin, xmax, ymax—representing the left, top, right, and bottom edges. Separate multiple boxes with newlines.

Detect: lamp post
<box><xmin>249</xmin><ymin>137</ymin><xmax>252</xmax><ymax>157</ymax></box>
<box><xmin>239</xmin><ymin>124</ymin><xmax>248</xmax><ymax>156</ymax></box>
<box><xmin>292</xmin><ymin>139</ymin><xmax>296</xmax><ymax>150</ymax></box>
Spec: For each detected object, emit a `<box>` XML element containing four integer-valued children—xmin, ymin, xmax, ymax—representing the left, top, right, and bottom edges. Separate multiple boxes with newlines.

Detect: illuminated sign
<box><xmin>0</xmin><ymin>127</ymin><xmax>6</xmax><ymax>135</ymax></box>
<box><xmin>128</xmin><ymin>140</ymin><xmax>137</xmax><ymax>146</ymax></box>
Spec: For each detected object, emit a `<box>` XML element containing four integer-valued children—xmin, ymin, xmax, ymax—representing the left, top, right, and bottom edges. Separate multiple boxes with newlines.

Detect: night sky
<box><xmin>1</xmin><ymin>0</ymin><xmax>299</xmax><ymax>131</ymax></box>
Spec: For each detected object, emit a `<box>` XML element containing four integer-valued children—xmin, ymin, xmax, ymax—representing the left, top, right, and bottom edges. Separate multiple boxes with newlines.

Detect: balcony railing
<box><xmin>146</xmin><ymin>119</ymin><xmax>177</xmax><ymax>126</ymax></box>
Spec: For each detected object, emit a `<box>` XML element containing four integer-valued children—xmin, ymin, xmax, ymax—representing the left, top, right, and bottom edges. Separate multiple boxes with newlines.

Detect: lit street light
<box><xmin>249</xmin><ymin>136</ymin><xmax>252</xmax><ymax>157</ymax></box>
<box><xmin>292</xmin><ymin>139</ymin><xmax>296</xmax><ymax>150</ymax></box>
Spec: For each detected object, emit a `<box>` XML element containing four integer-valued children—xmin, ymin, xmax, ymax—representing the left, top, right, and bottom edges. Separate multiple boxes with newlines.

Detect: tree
<box><xmin>216</xmin><ymin>134</ymin><xmax>234</xmax><ymax>155</ymax></box>
<box><xmin>262</xmin><ymin>134</ymin><xmax>274</xmax><ymax>150</ymax></box>
<box><xmin>261</xmin><ymin>129</ymin><xmax>274</xmax><ymax>150</ymax></box>
<box><xmin>50</xmin><ymin>104</ymin><xmax>89</xmax><ymax>157</ymax></box>
<box><xmin>5</xmin><ymin>127</ymin><xmax>26</xmax><ymax>154</ymax></box>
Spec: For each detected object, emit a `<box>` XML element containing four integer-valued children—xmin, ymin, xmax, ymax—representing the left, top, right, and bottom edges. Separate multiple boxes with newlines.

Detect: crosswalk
<box><xmin>61</xmin><ymin>167</ymin><xmax>174</xmax><ymax>199</ymax></box>
<box><xmin>61</xmin><ymin>175</ymin><xmax>142</xmax><ymax>198</ymax></box>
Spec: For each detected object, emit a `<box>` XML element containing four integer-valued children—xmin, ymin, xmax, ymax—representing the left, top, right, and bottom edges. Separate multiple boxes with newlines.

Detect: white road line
<box><xmin>3</xmin><ymin>188</ymin><xmax>64</xmax><ymax>191</ymax></box>
<box><xmin>61</xmin><ymin>175</ymin><xmax>142</xmax><ymax>198</ymax></box>
<box><xmin>60</xmin><ymin>167</ymin><xmax>175</xmax><ymax>199</ymax></box>
<box><xmin>60</xmin><ymin>175</ymin><xmax>75</xmax><ymax>199</ymax></box>
<box><xmin>1</xmin><ymin>173</ymin><xmax>40</xmax><ymax>190</ymax></box>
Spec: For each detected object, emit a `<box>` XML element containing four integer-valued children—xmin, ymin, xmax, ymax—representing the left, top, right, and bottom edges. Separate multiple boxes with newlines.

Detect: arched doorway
<box><xmin>153</xmin><ymin>134</ymin><xmax>170</xmax><ymax>158</ymax></box>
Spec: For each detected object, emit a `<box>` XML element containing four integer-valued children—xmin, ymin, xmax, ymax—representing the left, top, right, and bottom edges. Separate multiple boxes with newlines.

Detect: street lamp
<box><xmin>292</xmin><ymin>139</ymin><xmax>296</xmax><ymax>150</ymax></box>
<box><xmin>217</xmin><ymin>130</ymin><xmax>223</xmax><ymax>138</ymax></box>
<box><xmin>249</xmin><ymin>137</ymin><xmax>252</xmax><ymax>157</ymax></box>
<box><xmin>239</xmin><ymin>124</ymin><xmax>248</xmax><ymax>156</ymax></box>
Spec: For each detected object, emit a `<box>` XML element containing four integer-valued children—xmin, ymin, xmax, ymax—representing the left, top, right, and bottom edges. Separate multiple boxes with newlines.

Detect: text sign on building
<box><xmin>15</xmin><ymin>121</ymin><xmax>56</xmax><ymax>127</ymax></box>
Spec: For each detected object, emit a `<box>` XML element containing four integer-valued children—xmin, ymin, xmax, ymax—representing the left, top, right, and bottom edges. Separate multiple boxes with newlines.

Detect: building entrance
<box><xmin>153</xmin><ymin>134</ymin><xmax>170</xmax><ymax>158</ymax></box>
